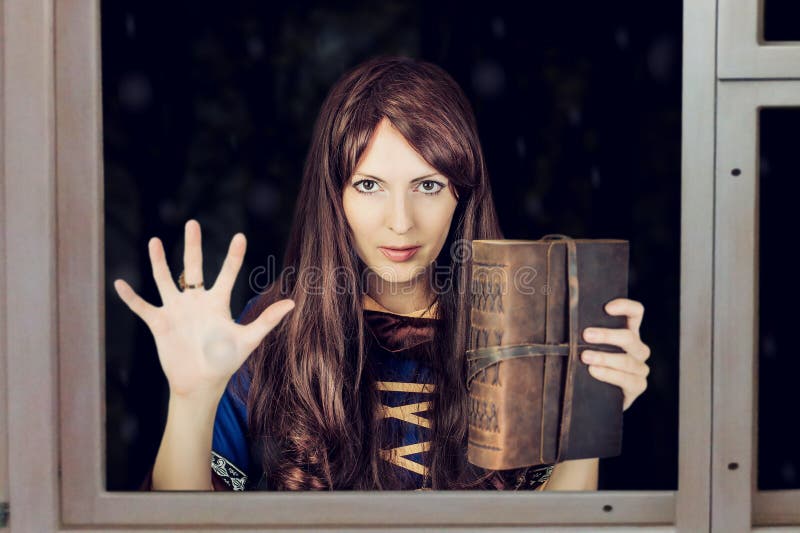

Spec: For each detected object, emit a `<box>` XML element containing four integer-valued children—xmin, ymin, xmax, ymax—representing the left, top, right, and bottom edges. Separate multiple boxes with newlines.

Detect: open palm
<box><xmin>113</xmin><ymin>219</ymin><xmax>295</xmax><ymax>398</ymax></box>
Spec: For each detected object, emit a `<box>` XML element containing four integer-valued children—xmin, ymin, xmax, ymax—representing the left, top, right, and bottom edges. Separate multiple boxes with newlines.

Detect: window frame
<box><xmin>714</xmin><ymin>0</ymin><xmax>800</xmax><ymax>529</ymax></box>
<box><xmin>0</xmin><ymin>2</ymin><xmax>7</xmax><ymax>528</ymax></box>
<box><xmin>718</xmin><ymin>0</ymin><xmax>800</xmax><ymax>79</ymax></box>
<box><xmin>715</xmin><ymin>80</ymin><xmax>800</xmax><ymax>529</ymax></box>
<box><xmin>2</xmin><ymin>0</ymin><xmax>714</xmax><ymax>530</ymax></box>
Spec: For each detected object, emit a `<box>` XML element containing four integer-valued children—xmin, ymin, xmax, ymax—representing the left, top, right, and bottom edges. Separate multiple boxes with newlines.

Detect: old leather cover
<box><xmin>466</xmin><ymin>234</ymin><xmax>628</xmax><ymax>470</ymax></box>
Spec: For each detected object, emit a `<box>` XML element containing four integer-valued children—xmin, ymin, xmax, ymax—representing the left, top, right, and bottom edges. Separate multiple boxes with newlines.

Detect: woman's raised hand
<box><xmin>113</xmin><ymin>219</ymin><xmax>295</xmax><ymax>400</ymax></box>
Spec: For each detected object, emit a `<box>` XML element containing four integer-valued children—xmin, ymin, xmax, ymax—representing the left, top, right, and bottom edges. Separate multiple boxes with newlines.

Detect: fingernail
<box><xmin>584</xmin><ymin>329</ymin><xmax>597</xmax><ymax>341</ymax></box>
<box><xmin>581</xmin><ymin>352</ymin><xmax>594</xmax><ymax>363</ymax></box>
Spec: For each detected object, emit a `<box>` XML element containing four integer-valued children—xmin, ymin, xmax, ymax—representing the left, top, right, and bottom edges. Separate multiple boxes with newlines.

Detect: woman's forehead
<box><xmin>353</xmin><ymin>121</ymin><xmax>438</xmax><ymax>180</ymax></box>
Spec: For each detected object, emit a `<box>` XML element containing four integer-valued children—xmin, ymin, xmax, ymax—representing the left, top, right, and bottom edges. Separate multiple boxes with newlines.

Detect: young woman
<box><xmin>114</xmin><ymin>55</ymin><xmax>651</xmax><ymax>492</ymax></box>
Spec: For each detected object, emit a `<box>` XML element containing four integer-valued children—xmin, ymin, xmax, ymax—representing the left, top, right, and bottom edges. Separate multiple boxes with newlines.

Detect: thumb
<box><xmin>241</xmin><ymin>299</ymin><xmax>296</xmax><ymax>349</ymax></box>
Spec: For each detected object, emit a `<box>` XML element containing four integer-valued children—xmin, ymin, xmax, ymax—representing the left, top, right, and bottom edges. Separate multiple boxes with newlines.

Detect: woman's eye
<box><xmin>353</xmin><ymin>179</ymin><xmax>379</xmax><ymax>194</ymax></box>
<box><xmin>418</xmin><ymin>180</ymin><xmax>445</xmax><ymax>195</ymax></box>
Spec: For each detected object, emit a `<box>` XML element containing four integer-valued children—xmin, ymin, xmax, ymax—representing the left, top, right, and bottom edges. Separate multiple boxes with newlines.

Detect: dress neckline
<box><xmin>362</xmin><ymin>294</ymin><xmax>440</xmax><ymax>352</ymax></box>
<box><xmin>362</xmin><ymin>293</ymin><xmax>440</xmax><ymax>320</ymax></box>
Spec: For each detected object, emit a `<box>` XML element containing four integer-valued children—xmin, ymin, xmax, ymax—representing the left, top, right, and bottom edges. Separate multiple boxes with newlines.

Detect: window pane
<box><xmin>102</xmin><ymin>1</ymin><xmax>680</xmax><ymax>491</ymax></box>
<box><xmin>763</xmin><ymin>1</ymin><xmax>800</xmax><ymax>42</ymax></box>
<box><xmin>758</xmin><ymin>108</ymin><xmax>800</xmax><ymax>490</ymax></box>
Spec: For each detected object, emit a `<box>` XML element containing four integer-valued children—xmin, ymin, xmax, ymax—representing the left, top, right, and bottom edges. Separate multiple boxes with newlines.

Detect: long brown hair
<box><xmin>237</xmin><ymin>55</ymin><xmax>506</xmax><ymax>490</ymax></box>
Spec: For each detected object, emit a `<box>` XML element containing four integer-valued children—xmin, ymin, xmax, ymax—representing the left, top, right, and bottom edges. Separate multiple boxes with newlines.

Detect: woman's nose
<box><xmin>386</xmin><ymin>193</ymin><xmax>414</xmax><ymax>233</ymax></box>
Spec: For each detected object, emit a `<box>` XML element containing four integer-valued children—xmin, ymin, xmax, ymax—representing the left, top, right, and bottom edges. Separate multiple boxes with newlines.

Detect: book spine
<box><xmin>467</xmin><ymin>242</ymin><xmax>510</xmax><ymax>469</ymax></box>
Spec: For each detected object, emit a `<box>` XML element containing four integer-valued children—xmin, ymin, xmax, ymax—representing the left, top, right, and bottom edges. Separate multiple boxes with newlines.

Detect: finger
<box><xmin>586</xmin><ymin>365</ymin><xmax>648</xmax><ymax>410</ymax></box>
<box><xmin>583</xmin><ymin>326</ymin><xmax>638</xmax><ymax>353</ymax></box>
<box><xmin>581</xmin><ymin>350</ymin><xmax>650</xmax><ymax>378</ymax></box>
<box><xmin>113</xmin><ymin>278</ymin><xmax>159</xmax><ymax>325</ymax></box>
<box><xmin>210</xmin><ymin>233</ymin><xmax>246</xmax><ymax>300</ymax></box>
<box><xmin>634</xmin><ymin>342</ymin><xmax>651</xmax><ymax>362</ymax></box>
<box><xmin>604</xmin><ymin>298</ymin><xmax>645</xmax><ymax>332</ymax></box>
<box><xmin>183</xmin><ymin>219</ymin><xmax>204</xmax><ymax>288</ymax></box>
<box><xmin>148</xmin><ymin>237</ymin><xmax>180</xmax><ymax>303</ymax></box>
<box><xmin>240</xmin><ymin>299</ymin><xmax>296</xmax><ymax>350</ymax></box>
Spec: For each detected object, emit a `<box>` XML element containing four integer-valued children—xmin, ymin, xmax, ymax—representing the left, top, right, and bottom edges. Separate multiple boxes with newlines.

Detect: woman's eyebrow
<box><xmin>353</xmin><ymin>172</ymin><xmax>440</xmax><ymax>184</ymax></box>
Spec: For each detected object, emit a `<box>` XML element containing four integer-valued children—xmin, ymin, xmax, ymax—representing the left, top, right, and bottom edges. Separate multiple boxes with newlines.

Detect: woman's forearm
<box><xmin>542</xmin><ymin>457</ymin><xmax>599</xmax><ymax>490</ymax></box>
<box><xmin>152</xmin><ymin>392</ymin><xmax>221</xmax><ymax>491</ymax></box>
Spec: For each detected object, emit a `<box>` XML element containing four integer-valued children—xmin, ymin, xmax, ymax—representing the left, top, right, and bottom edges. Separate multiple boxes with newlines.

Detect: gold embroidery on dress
<box><xmin>380</xmin><ymin>442</ymin><xmax>432</xmax><ymax>476</ymax></box>
<box><xmin>375</xmin><ymin>381</ymin><xmax>436</xmax><ymax>393</ymax></box>
<box><xmin>376</xmin><ymin>381</ymin><xmax>435</xmax><ymax>477</ymax></box>
<box><xmin>378</xmin><ymin>401</ymin><xmax>433</xmax><ymax>428</ymax></box>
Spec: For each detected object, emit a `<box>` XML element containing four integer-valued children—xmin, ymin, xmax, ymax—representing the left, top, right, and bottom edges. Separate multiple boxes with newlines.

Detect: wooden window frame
<box><xmin>713</xmin><ymin>0</ymin><xmax>800</xmax><ymax>530</ymax></box>
<box><xmin>2</xmin><ymin>0</ymin><xmax>716</xmax><ymax>530</ymax></box>
<box><xmin>718</xmin><ymin>0</ymin><xmax>800</xmax><ymax>79</ymax></box>
<box><xmin>715</xmin><ymin>82</ymin><xmax>800</xmax><ymax>529</ymax></box>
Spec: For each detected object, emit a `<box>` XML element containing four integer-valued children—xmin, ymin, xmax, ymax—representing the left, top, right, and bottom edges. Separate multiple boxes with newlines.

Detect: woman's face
<box><xmin>343</xmin><ymin>117</ymin><xmax>459</xmax><ymax>294</ymax></box>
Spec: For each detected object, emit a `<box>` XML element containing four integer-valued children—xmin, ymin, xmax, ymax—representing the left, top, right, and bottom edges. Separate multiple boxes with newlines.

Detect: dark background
<box><xmin>758</xmin><ymin>109</ymin><xmax>800</xmax><ymax>490</ymax></box>
<box><xmin>102</xmin><ymin>1</ymin><xmax>682</xmax><ymax>490</ymax></box>
<box><xmin>763</xmin><ymin>0</ymin><xmax>800</xmax><ymax>42</ymax></box>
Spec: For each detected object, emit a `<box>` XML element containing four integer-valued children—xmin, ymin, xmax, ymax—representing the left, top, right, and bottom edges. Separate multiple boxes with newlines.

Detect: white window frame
<box><xmin>718</xmin><ymin>0</ymin><xmax>800</xmax><ymax>79</ymax></box>
<box><xmin>715</xmin><ymin>82</ymin><xmax>800</xmax><ymax>530</ymax></box>
<box><xmin>715</xmin><ymin>0</ymin><xmax>800</xmax><ymax>530</ymax></box>
<box><xmin>0</xmin><ymin>3</ymin><xmax>8</xmax><ymax>529</ymax></box>
<box><xmin>2</xmin><ymin>0</ymin><xmax>717</xmax><ymax>530</ymax></box>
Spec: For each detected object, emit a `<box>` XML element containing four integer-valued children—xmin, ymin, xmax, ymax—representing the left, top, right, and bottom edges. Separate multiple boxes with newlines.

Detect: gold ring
<box><xmin>178</xmin><ymin>270</ymin><xmax>204</xmax><ymax>291</ymax></box>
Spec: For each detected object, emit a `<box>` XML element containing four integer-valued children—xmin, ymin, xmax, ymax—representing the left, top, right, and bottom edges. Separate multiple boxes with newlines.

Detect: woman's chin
<box><xmin>368</xmin><ymin>262</ymin><xmax>428</xmax><ymax>286</ymax></box>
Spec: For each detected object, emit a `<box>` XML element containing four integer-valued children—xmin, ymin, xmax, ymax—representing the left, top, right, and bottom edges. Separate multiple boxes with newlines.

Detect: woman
<box><xmin>114</xmin><ymin>55</ymin><xmax>651</xmax><ymax>491</ymax></box>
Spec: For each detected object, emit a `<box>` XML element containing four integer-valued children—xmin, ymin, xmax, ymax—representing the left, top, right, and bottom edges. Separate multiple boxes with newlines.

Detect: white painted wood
<box><xmin>718</xmin><ymin>0</ymin><xmax>800</xmax><ymax>79</ymax></box>
<box><xmin>756</xmin><ymin>490</ymin><xmax>800</xmax><ymax>525</ymax></box>
<box><xmin>715</xmin><ymin>81</ymin><xmax>800</xmax><ymax>531</ymax></box>
<box><xmin>0</xmin><ymin>2</ymin><xmax>8</xmax><ymax>530</ymax></box>
<box><xmin>53</xmin><ymin>526</ymin><xmax>676</xmax><ymax>533</ymax></box>
<box><xmin>3</xmin><ymin>0</ymin><xmax>59</xmax><ymax>531</ymax></box>
<box><xmin>56</xmin><ymin>0</ymin><xmax>105</xmax><ymax>523</ymax></box>
<box><xmin>71</xmin><ymin>491</ymin><xmax>675</xmax><ymax>528</ymax></box>
<box><xmin>677</xmin><ymin>0</ymin><xmax>716</xmax><ymax>532</ymax></box>
<box><xmin>714</xmin><ymin>80</ymin><xmax>758</xmax><ymax>533</ymax></box>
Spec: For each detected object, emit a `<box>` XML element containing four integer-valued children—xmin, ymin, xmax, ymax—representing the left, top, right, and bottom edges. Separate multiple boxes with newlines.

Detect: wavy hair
<box><xmin>237</xmin><ymin>55</ymin><xmax>507</xmax><ymax>490</ymax></box>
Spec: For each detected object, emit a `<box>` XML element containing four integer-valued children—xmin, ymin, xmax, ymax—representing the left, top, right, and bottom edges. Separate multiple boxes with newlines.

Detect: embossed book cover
<box><xmin>466</xmin><ymin>235</ymin><xmax>629</xmax><ymax>470</ymax></box>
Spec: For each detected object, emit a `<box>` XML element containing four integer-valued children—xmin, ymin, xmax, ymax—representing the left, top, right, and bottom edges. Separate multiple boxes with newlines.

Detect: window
<box><xmin>5</xmin><ymin>0</ymin><xmax>735</xmax><ymax>530</ymax></box>
<box><xmin>713</xmin><ymin>3</ymin><xmax>800</xmax><ymax>529</ymax></box>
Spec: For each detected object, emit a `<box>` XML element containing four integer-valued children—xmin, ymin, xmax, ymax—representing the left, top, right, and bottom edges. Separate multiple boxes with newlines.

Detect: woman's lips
<box><xmin>379</xmin><ymin>246</ymin><xmax>420</xmax><ymax>262</ymax></box>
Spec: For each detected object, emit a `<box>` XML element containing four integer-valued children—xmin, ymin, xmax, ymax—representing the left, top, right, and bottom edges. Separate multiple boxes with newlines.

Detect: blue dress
<box><xmin>208</xmin><ymin>296</ymin><xmax>554</xmax><ymax>491</ymax></box>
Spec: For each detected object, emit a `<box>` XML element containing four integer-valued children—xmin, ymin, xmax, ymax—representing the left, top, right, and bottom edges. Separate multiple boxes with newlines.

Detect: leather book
<box><xmin>466</xmin><ymin>234</ymin><xmax>628</xmax><ymax>470</ymax></box>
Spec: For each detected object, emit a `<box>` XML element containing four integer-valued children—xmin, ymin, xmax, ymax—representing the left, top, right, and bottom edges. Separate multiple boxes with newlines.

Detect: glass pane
<box><xmin>758</xmin><ymin>108</ymin><xmax>800</xmax><ymax>490</ymax></box>
<box><xmin>102</xmin><ymin>1</ymin><xmax>680</xmax><ymax>491</ymax></box>
<box><xmin>763</xmin><ymin>1</ymin><xmax>800</xmax><ymax>42</ymax></box>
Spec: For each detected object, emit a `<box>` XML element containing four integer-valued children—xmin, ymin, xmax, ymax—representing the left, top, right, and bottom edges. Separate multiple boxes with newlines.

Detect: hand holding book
<box><xmin>581</xmin><ymin>298</ymin><xmax>651</xmax><ymax>412</ymax></box>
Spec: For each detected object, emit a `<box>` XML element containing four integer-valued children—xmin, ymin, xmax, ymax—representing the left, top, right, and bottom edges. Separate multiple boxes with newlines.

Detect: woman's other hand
<box><xmin>580</xmin><ymin>298</ymin><xmax>651</xmax><ymax>412</ymax></box>
<box><xmin>113</xmin><ymin>219</ymin><xmax>295</xmax><ymax>400</ymax></box>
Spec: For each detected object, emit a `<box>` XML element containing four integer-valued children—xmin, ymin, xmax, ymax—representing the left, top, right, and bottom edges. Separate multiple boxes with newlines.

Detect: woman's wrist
<box><xmin>167</xmin><ymin>387</ymin><xmax>224</xmax><ymax>425</ymax></box>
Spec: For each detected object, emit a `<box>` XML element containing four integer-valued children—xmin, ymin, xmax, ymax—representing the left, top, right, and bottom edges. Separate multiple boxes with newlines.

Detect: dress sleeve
<box><xmin>210</xmin><ymin>294</ymin><xmax>264</xmax><ymax>491</ymax></box>
<box><xmin>209</xmin><ymin>363</ymin><xmax>254</xmax><ymax>490</ymax></box>
<box><xmin>139</xmin><ymin>295</ymin><xmax>262</xmax><ymax>491</ymax></box>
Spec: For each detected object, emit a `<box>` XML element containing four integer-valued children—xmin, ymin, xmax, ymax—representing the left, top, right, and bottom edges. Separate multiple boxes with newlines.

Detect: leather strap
<box><xmin>466</xmin><ymin>343</ymin><xmax>570</xmax><ymax>383</ymax></box>
<box><xmin>466</xmin><ymin>235</ymin><xmax>580</xmax><ymax>459</ymax></box>
<box><xmin>557</xmin><ymin>236</ymin><xmax>579</xmax><ymax>460</ymax></box>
